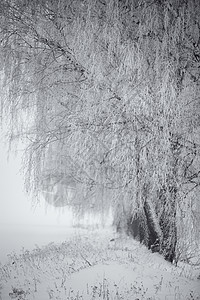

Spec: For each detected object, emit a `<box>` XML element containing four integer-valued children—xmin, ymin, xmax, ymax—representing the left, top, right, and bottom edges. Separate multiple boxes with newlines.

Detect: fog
<box><xmin>0</xmin><ymin>223</ymin><xmax>75</xmax><ymax>264</ymax></box>
<box><xmin>0</xmin><ymin>140</ymin><xmax>113</xmax><ymax>264</ymax></box>
<box><xmin>0</xmin><ymin>138</ymin><xmax>74</xmax><ymax>263</ymax></box>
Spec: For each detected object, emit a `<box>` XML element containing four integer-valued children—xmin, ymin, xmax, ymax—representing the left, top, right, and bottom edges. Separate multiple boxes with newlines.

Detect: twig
<box><xmin>80</xmin><ymin>254</ymin><xmax>92</xmax><ymax>266</ymax></box>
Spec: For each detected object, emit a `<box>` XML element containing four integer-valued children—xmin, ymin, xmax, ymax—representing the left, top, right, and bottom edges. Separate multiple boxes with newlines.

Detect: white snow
<box><xmin>0</xmin><ymin>227</ymin><xmax>200</xmax><ymax>300</ymax></box>
<box><xmin>0</xmin><ymin>223</ymin><xmax>75</xmax><ymax>264</ymax></box>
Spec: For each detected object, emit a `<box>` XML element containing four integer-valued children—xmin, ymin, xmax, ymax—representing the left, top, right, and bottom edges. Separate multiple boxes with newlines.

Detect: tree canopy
<box><xmin>1</xmin><ymin>0</ymin><xmax>200</xmax><ymax>263</ymax></box>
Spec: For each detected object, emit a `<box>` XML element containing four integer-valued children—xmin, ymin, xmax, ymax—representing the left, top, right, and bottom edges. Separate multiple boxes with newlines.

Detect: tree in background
<box><xmin>0</xmin><ymin>0</ymin><xmax>200</xmax><ymax>263</ymax></box>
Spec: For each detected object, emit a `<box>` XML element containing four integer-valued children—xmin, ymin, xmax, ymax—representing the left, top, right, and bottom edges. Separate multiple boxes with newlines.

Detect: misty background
<box><xmin>0</xmin><ymin>132</ymin><xmax>112</xmax><ymax>264</ymax></box>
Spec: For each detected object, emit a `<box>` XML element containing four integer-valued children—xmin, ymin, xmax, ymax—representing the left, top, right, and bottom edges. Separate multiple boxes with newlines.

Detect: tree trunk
<box><xmin>124</xmin><ymin>187</ymin><xmax>177</xmax><ymax>263</ymax></box>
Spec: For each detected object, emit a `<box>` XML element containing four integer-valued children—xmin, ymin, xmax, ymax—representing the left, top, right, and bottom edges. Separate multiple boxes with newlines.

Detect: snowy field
<box><xmin>0</xmin><ymin>223</ymin><xmax>76</xmax><ymax>265</ymax></box>
<box><xmin>0</xmin><ymin>227</ymin><xmax>200</xmax><ymax>300</ymax></box>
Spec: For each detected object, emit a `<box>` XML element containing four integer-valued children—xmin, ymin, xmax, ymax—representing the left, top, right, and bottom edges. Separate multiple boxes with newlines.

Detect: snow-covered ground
<box><xmin>0</xmin><ymin>227</ymin><xmax>200</xmax><ymax>300</ymax></box>
<box><xmin>0</xmin><ymin>223</ymin><xmax>76</xmax><ymax>265</ymax></box>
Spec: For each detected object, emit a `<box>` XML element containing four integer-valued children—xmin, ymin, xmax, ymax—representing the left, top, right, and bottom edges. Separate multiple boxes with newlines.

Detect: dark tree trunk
<box><xmin>158</xmin><ymin>185</ymin><xmax>177</xmax><ymax>263</ymax></box>
<box><xmin>125</xmin><ymin>193</ymin><xmax>177</xmax><ymax>263</ymax></box>
<box><xmin>126</xmin><ymin>202</ymin><xmax>159</xmax><ymax>250</ymax></box>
